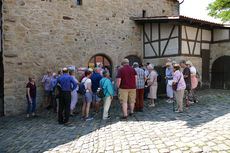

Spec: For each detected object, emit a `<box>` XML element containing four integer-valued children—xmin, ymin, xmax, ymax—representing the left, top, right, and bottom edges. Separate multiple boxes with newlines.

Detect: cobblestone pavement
<box><xmin>1</xmin><ymin>89</ymin><xmax>230</xmax><ymax>153</ymax></box>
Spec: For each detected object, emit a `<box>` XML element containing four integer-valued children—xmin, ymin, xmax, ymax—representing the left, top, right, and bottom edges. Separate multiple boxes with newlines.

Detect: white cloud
<box><xmin>180</xmin><ymin>0</ymin><xmax>223</xmax><ymax>23</ymax></box>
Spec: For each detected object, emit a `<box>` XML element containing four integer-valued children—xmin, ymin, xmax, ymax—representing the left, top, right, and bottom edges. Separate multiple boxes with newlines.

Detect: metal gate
<box><xmin>211</xmin><ymin>56</ymin><xmax>230</xmax><ymax>89</ymax></box>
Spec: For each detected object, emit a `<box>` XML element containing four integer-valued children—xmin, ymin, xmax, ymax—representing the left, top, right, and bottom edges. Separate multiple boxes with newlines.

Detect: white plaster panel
<box><xmin>145</xmin><ymin>44</ymin><xmax>155</xmax><ymax>57</ymax></box>
<box><xmin>202</xmin><ymin>43</ymin><xmax>210</xmax><ymax>50</ymax></box>
<box><xmin>202</xmin><ymin>29</ymin><xmax>211</xmax><ymax>41</ymax></box>
<box><xmin>160</xmin><ymin>23</ymin><xmax>178</xmax><ymax>39</ymax></box>
<box><xmin>163</xmin><ymin>38</ymin><xmax>179</xmax><ymax>55</ymax></box>
<box><xmin>182</xmin><ymin>25</ymin><xmax>186</xmax><ymax>39</ymax></box>
<box><xmin>152</xmin><ymin>42</ymin><xmax>159</xmax><ymax>56</ymax></box>
<box><xmin>186</xmin><ymin>26</ymin><xmax>198</xmax><ymax>40</ymax></box>
<box><xmin>182</xmin><ymin>40</ymin><xmax>189</xmax><ymax>54</ymax></box>
<box><xmin>189</xmin><ymin>41</ymin><xmax>195</xmax><ymax>53</ymax></box>
<box><xmin>197</xmin><ymin>29</ymin><xmax>201</xmax><ymax>41</ymax></box>
<box><xmin>145</xmin><ymin>42</ymin><xmax>159</xmax><ymax>57</ymax></box>
<box><xmin>145</xmin><ymin>23</ymin><xmax>151</xmax><ymax>43</ymax></box>
<box><xmin>194</xmin><ymin>42</ymin><xmax>201</xmax><ymax>55</ymax></box>
<box><xmin>214</xmin><ymin>29</ymin><xmax>229</xmax><ymax>41</ymax></box>
<box><xmin>152</xmin><ymin>23</ymin><xmax>159</xmax><ymax>41</ymax></box>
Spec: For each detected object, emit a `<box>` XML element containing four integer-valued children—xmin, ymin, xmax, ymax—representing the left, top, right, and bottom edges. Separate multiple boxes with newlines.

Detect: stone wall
<box><xmin>210</xmin><ymin>42</ymin><xmax>230</xmax><ymax>69</ymax></box>
<box><xmin>2</xmin><ymin>0</ymin><xmax>179</xmax><ymax>115</ymax></box>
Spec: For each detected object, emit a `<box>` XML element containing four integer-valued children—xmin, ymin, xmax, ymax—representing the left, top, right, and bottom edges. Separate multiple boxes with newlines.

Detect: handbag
<box><xmin>172</xmin><ymin>74</ymin><xmax>182</xmax><ymax>91</ymax></box>
<box><xmin>167</xmin><ymin>80</ymin><xmax>173</xmax><ymax>86</ymax></box>
<box><xmin>97</xmin><ymin>79</ymin><xmax>109</xmax><ymax>98</ymax></box>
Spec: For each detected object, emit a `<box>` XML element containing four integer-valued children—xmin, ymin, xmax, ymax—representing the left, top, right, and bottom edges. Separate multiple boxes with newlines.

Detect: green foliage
<box><xmin>207</xmin><ymin>0</ymin><xmax>230</xmax><ymax>23</ymax></box>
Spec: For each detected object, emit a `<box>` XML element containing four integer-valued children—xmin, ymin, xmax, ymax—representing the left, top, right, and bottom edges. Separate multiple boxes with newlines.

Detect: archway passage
<box><xmin>211</xmin><ymin>56</ymin><xmax>230</xmax><ymax>89</ymax></box>
<box><xmin>125</xmin><ymin>55</ymin><xmax>141</xmax><ymax>66</ymax></box>
<box><xmin>88</xmin><ymin>54</ymin><xmax>112</xmax><ymax>76</ymax></box>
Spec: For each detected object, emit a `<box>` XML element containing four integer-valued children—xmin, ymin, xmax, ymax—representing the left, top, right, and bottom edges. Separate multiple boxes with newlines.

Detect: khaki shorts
<box><xmin>118</xmin><ymin>89</ymin><xmax>136</xmax><ymax>104</ymax></box>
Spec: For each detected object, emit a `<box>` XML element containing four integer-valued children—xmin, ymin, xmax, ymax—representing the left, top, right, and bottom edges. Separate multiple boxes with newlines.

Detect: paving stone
<box><xmin>0</xmin><ymin>89</ymin><xmax>230</xmax><ymax>153</ymax></box>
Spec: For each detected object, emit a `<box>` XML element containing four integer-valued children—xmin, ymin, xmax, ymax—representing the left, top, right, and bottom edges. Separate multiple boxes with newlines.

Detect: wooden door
<box><xmin>201</xmin><ymin>50</ymin><xmax>210</xmax><ymax>83</ymax></box>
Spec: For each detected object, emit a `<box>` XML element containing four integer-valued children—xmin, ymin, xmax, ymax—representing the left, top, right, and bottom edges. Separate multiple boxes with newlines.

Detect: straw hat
<box><xmin>166</xmin><ymin>62</ymin><xmax>172</xmax><ymax>66</ymax></box>
<box><xmin>186</xmin><ymin>60</ymin><xmax>193</xmax><ymax>66</ymax></box>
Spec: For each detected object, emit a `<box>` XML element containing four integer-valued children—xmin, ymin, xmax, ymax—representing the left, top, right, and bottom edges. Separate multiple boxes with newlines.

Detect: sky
<box><xmin>180</xmin><ymin>0</ymin><xmax>223</xmax><ymax>24</ymax></box>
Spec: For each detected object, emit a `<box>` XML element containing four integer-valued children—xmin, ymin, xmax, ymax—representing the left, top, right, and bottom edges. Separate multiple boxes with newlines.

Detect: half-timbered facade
<box><xmin>131</xmin><ymin>15</ymin><xmax>230</xmax><ymax>88</ymax></box>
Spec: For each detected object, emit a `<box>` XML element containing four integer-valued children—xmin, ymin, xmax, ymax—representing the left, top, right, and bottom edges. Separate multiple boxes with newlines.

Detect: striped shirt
<box><xmin>135</xmin><ymin>67</ymin><xmax>145</xmax><ymax>89</ymax></box>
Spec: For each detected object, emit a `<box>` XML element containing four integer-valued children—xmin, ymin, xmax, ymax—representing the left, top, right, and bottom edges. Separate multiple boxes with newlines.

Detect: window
<box><xmin>88</xmin><ymin>54</ymin><xmax>113</xmax><ymax>76</ymax></box>
<box><xmin>77</xmin><ymin>0</ymin><xmax>82</xmax><ymax>6</ymax></box>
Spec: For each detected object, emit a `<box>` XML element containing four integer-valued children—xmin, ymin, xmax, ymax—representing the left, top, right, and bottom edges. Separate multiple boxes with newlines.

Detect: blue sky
<box><xmin>180</xmin><ymin>0</ymin><xmax>223</xmax><ymax>23</ymax></box>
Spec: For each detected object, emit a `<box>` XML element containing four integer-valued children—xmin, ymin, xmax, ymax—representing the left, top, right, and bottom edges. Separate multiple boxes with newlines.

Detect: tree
<box><xmin>207</xmin><ymin>0</ymin><xmax>230</xmax><ymax>23</ymax></box>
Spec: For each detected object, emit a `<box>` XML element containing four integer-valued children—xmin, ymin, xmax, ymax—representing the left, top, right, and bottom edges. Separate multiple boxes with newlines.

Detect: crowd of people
<box><xmin>25</xmin><ymin>58</ymin><xmax>199</xmax><ymax>124</ymax></box>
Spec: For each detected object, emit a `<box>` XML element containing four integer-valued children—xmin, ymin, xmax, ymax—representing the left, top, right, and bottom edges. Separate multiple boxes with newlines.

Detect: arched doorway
<box><xmin>125</xmin><ymin>55</ymin><xmax>141</xmax><ymax>66</ymax></box>
<box><xmin>211</xmin><ymin>56</ymin><xmax>230</xmax><ymax>89</ymax></box>
<box><xmin>88</xmin><ymin>54</ymin><xmax>113</xmax><ymax>76</ymax></box>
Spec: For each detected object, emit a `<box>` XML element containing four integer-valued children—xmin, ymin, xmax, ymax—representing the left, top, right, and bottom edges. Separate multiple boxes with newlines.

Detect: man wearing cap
<box><xmin>133</xmin><ymin>62</ymin><xmax>146</xmax><ymax>112</ymax></box>
<box><xmin>58</xmin><ymin>68</ymin><xmax>77</xmax><ymax>125</ymax></box>
<box><xmin>117</xmin><ymin>58</ymin><xmax>137</xmax><ymax>119</ymax></box>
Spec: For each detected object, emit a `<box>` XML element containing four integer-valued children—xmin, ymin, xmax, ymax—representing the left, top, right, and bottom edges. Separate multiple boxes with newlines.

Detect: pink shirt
<box><xmin>173</xmin><ymin>70</ymin><xmax>186</xmax><ymax>91</ymax></box>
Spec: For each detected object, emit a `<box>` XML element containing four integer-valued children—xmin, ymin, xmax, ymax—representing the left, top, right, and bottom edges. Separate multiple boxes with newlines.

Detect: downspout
<box><xmin>178</xmin><ymin>0</ymin><xmax>185</xmax><ymax>15</ymax></box>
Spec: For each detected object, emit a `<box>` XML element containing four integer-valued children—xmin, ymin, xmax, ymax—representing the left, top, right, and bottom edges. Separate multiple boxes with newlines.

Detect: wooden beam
<box><xmin>178</xmin><ymin>25</ymin><xmax>182</xmax><ymax>55</ymax></box>
<box><xmin>144</xmin><ymin>30</ymin><xmax>158</xmax><ymax>56</ymax></box>
<box><xmin>201</xmin><ymin>29</ymin><xmax>203</xmax><ymax>52</ymax></box>
<box><xmin>181</xmin><ymin>38</ymin><xmax>210</xmax><ymax>43</ymax></box>
<box><xmin>144</xmin><ymin>36</ymin><xmax>178</xmax><ymax>44</ymax></box>
<box><xmin>161</xmin><ymin>25</ymin><xmax>176</xmax><ymax>56</ymax></box>
<box><xmin>143</xmin><ymin>24</ymin><xmax>145</xmax><ymax>58</ymax></box>
<box><xmin>158</xmin><ymin>23</ymin><xmax>161</xmax><ymax>56</ymax></box>
<box><xmin>184</xmin><ymin>26</ymin><xmax>191</xmax><ymax>55</ymax></box>
<box><xmin>192</xmin><ymin>28</ymin><xmax>199</xmax><ymax>55</ymax></box>
<box><xmin>143</xmin><ymin>53</ymin><xmax>201</xmax><ymax>59</ymax></box>
<box><xmin>150</xmin><ymin>23</ymin><xmax>152</xmax><ymax>42</ymax></box>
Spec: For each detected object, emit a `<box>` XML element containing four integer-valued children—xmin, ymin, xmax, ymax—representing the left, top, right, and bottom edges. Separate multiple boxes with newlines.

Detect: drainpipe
<box><xmin>178</xmin><ymin>0</ymin><xmax>185</xmax><ymax>15</ymax></box>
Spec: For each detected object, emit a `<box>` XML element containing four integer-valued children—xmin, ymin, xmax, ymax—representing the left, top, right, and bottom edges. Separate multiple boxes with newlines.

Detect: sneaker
<box><xmin>149</xmin><ymin>104</ymin><xmax>155</xmax><ymax>107</ymax></box>
<box><xmin>189</xmin><ymin>101</ymin><xmax>194</xmax><ymax>104</ymax></box>
<box><xmin>85</xmin><ymin>117</ymin><xmax>94</xmax><ymax>121</ymax></box>
<box><xmin>166</xmin><ymin>99</ymin><xmax>170</xmax><ymax>103</ymax></box>
<box><xmin>168</xmin><ymin>100</ymin><xmax>174</xmax><ymax>104</ymax></box>
<box><xmin>81</xmin><ymin>116</ymin><xmax>85</xmax><ymax>121</ymax></box>
<box><xmin>129</xmin><ymin>113</ymin><xmax>134</xmax><ymax>117</ymax></box>
<box><xmin>64</xmin><ymin>120</ymin><xmax>72</xmax><ymax>125</ymax></box>
<box><xmin>120</xmin><ymin>116</ymin><xmax>128</xmax><ymax>120</ymax></box>
<box><xmin>175</xmin><ymin>110</ymin><xmax>183</xmax><ymax>113</ymax></box>
<box><xmin>103</xmin><ymin>116</ymin><xmax>111</xmax><ymax>120</ymax></box>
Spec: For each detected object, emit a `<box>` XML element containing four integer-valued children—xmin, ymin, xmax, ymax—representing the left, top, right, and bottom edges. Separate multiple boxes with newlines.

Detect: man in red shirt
<box><xmin>117</xmin><ymin>58</ymin><xmax>137</xmax><ymax>119</ymax></box>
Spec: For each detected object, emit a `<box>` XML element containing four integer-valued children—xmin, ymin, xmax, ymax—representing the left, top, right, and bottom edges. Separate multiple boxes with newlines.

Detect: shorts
<box><xmin>82</xmin><ymin>92</ymin><xmax>92</xmax><ymax>103</ymax></box>
<box><xmin>92</xmin><ymin>92</ymin><xmax>101</xmax><ymax>102</ymax></box>
<box><xmin>119</xmin><ymin>89</ymin><xmax>136</xmax><ymax>104</ymax></box>
<box><xmin>45</xmin><ymin>90</ymin><xmax>52</xmax><ymax>97</ymax></box>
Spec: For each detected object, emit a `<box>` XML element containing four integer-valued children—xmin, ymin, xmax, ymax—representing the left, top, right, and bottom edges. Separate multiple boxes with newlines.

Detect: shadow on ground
<box><xmin>0</xmin><ymin>89</ymin><xmax>230</xmax><ymax>153</ymax></box>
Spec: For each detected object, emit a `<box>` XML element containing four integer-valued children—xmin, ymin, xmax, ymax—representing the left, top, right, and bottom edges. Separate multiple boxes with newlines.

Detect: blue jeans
<box><xmin>26</xmin><ymin>97</ymin><xmax>36</xmax><ymax>114</ymax></box>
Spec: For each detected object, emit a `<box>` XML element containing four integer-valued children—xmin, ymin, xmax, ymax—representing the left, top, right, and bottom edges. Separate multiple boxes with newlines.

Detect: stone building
<box><xmin>0</xmin><ymin>0</ymin><xmax>179</xmax><ymax>116</ymax></box>
<box><xmin>0</xmin><ymin>0</ymin><xmax>230</xmax><ymax>116</ymax></box>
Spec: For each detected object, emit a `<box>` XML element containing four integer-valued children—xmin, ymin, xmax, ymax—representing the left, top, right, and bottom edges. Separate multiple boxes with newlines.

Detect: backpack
<box><xmin>78</xmin><ymin>79</ymin><xmax>88</xmax><ymax>95</ymax></box>
<box><xmin>97</xmin><ymin>79</ymin><xmax>108</xmax><ymax>98</ymax></box>
<box><xmin>54</xmin><ymin>84</ymin><xmax>62</xmax><ymax>98</ymax></box>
